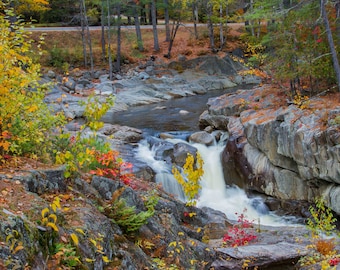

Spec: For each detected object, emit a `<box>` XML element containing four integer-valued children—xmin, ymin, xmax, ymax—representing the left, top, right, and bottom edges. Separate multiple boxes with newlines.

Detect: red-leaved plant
<box><xmin>329</xmin><ymin>257</ymin><xmax>340</xmax><ymax>266</ymax></box>
<box><xmin>222</xmin><ymin>209</ymin><xmax>257</xmax><ymax>247</ymax></box>
<box><xmin>90</xmin><ymin>150</ymin><xmax>134</xmax><ymax>187</ymax></box>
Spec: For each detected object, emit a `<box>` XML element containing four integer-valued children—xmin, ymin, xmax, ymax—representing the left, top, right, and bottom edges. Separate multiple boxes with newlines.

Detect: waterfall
<box><xmin>136</xmin><ymin>136</ymin><xmax>298</xmax><ymax>226</ymax></box>
<box><xmin>135</xmin><ymin>140</ymin><xmax>185</xmax><ymax>200</ymax></box>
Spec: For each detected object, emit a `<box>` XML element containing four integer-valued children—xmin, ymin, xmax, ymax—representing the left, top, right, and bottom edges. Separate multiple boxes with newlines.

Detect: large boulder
<box><xmin>189</xmin><ymin>131</ymin><xmax>215</xmax><ymax>146</ymax></box>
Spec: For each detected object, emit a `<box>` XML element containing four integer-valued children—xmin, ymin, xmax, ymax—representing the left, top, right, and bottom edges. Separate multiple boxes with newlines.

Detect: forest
<box><xmin>4</xmin><ymin>0</ymin><xmax>340</xmax><ymax>92</ymax></box>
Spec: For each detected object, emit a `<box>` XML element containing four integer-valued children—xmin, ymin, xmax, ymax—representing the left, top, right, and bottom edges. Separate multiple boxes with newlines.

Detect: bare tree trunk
<box><xmin>151</xmin><ymin>0</ymin><xmax>160</xmax><ymax>51</ymax></box>
<box><xmin>116</xmin><ymin>3</ymin><xmax>122</xmax><ymax>73</ymax></box>
<box><xmin>132</xmin><ymin>1</ymin><xmax>144</xmax><ymax>51</ymax></box>
<box><xmin>165</xmin><ymin>19</ymin><xmax>181</xmax><ymax>59</ymax></box>
<box><xmin>107</xmin><ymin>0</ymin><xmax>113</xmax><ymax>80</ymax></box>
<box><xmin>257</xmin><ymin>19</ymin><xmax>261</xmax><ymax>38</ymax></box>
<box><xmin>224</xmin><ymin>4</ymin><xmax>229</xmax><ymax>48</ymax></box>
<box><xmin>219</xmin><ymin>3</ymin><xmax>224</xmax><ymax>50</ymax></box>
<box><xmin>192</xmin><ymin>1</ymin><xmax>199</xmax><ymax>39</ymax></box>
<box><xmin>207</xmin><ymin>1</ymin><xmax>215</xmax><ymax>52</ymax></box>
<box><xmin>248</xmin><ymin>0</ymin><xmax>255</xmax><ymax>36</ymax></box>
<box><xmin>80</xmin><ymin>0</ymin><xmax>94</xmax><ymax>76</ymax></box>
<box><xmin>80</xmin><ymin>0</ymin><xmax>87</xmax><ymax>68</ymax></box>
<box><xmin>321</xmin><ymin>0</ymin><xmax>340</xmax><ymax>92</ymax></box>
<box><xmin>83</xmin><ymin>0</ymin><xmax>94</xmax><ymax>76</ymax></box>
<box><xmin>336</xmin><ymin>0</ymin><xmax>340</xmax><ymax>40</ymax></box>
<box><xmin>164</xmin><ymin>0</ymin><xmax>170</xmax><ymax>42</ymax></box>
<box><xmin>101</xmin><ymin>0</ymin><xmax>106</xmax><ymax>62</ymax></box>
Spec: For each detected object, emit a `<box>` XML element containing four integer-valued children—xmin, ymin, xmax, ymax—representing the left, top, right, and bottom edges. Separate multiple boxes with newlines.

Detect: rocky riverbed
<box><xmin>0</xmin><ymin>54</ymin><xmax>339</xmax><ymax>269</ymax></box>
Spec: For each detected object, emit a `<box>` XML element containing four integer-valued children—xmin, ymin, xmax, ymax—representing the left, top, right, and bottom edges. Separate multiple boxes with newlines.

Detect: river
<box><xmin>105</xmin><ymin>85</ymin><xmax>299</xmax><ymax>226</ymax></box>
<box><xmin>103</xmin><ymin>85</ymin><xmax>254</xmax><ymax>134</ymax></box>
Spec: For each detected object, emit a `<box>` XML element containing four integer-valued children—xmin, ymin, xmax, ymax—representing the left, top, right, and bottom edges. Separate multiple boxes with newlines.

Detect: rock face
<box><xmin>199</xmin><ymin>85</ymin><xmax>340</xmax><ymax>215</ymax></box>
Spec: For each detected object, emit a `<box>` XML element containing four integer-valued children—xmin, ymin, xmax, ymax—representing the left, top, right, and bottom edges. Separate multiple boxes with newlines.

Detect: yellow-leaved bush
<box><xmin>0</xmin><ymin>5</ymin><xmax>65</xmax><ymax>162</ymax></box>
<box><xmin>172</xmin><ymin>152</ymin><xmax>204</xmax><ymax>206</ymax></box>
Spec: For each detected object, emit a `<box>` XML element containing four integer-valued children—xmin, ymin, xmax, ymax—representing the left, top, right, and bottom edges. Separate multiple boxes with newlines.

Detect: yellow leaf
<box><xmin>70</xmin><ymin>233</ymin><xmax>79</xmax><ymax>246</ymax></box>
<box><xmin>169</xmin><ymin>241</ymin><xmax>177</xmax><ymax>247</ymax></box>
<box><xmin>28</xmin><ymin>105</ymin><xmax>38</xmax><ymax>113</ymax></box>
<box><xmin>41</xmin><ymin>208</ymin><xmax>49</xmax><ymax>219</ymax></box>
<box><xmin>85</xmin><ymin>258</ymin><xmax>95</xmax><ymax>263</ymax></box>
<box><xmin>190</xmin><ymin>259</ymin><xmax>197</xmax><ymax>265</ymax></box>
<box><xmin>102</xmin><ymin>256</ymin><xmax>111</xmax><ymax>263</ymax></box>
<box><xmin>12</xmin><ymin>245</ymin><xmax>24</xmax><ymax>254</ymax></box>
<box><xmin>90</xmin><ymin>239</ymin><xmax>97</xmax><ymax>246</ymax></box>
<box><xmin>6</xmin><ymin>234</ymin><xmax>14</xmax><ymax>243</ymax></box>
<box><xmin>46</xmin><ymin>222</ymin><xmax>58</xmax><ymax>232</ymax></box>
<box><xmin>75</xmin><ymin>228</ymin><xmax>86</xmax><ymax>235</ymax></box>
<box><xmin>41</xmin><ymin>217</ymin><xmax>48</xmax><ymax>225</ymax></box>
<box><xmin>178</xmin><ymin>232</ymin><xmax>184</xmax><ymax>236</ymax></box>
<box><xmin>196</xmin><ymin>227</ymin><xmax>202</xmax><ymax>233</ymax></box>
<box><xmin>48</xmin><ymin>213</ymin><xmax>57</xmax><ymax>224</ymax></box>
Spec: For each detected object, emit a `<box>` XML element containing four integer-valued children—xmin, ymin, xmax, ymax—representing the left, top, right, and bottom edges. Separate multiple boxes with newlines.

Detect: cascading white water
<box><xmin>135</xmin><ymin>140</ymin><xmax>185</xmax><ymax>200</ymax></box>
<box><xmin>136</xmin><ymin>136</ymin><xmax>297</xmax><ymax>226</ymax></box>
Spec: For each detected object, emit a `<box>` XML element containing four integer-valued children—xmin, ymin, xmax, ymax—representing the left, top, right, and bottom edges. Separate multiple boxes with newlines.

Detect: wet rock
<box><xmin>189</xmin><ymin>131</ymin><xmax>215</xmax><ymax>146</ymax></box>
<box><xmin>99</xmin><ymin>124</ymin><xmax>143</xmax><ymax>143</ymax></box>
<box><xmin>199</xmin><ymin>110</ymin><xmax>230</xmax><ymax>130</ymax></box>
<box><xmin>172</xmin><ymin>142</ymin><xmax>198</xmax><ymax>167</ymax></box>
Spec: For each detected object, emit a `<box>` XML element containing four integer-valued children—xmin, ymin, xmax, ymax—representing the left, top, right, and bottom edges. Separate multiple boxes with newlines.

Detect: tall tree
<box><xmin>115</xmin><ymin>1</ymin><xmax>122</xmax><ymax>73</ymax></box>
<box><xmin>206</xmin><ymin>0</ymin><xmax>216</xmax><ymax>52</ymax></box>
<box><xmin>131</xmin><ymin>0</ymin><xmax>144</xmax><ymax>51</ymax></box>
<box><xmin>101</xmin><ymin>0</ymin><xmax>106</xmax><ymax>62</ymax></box>
<box><xmin>321</xmin><ymin>0</ymin><xmax>340</xmax><ymax>92</ymax></box>
<box><xmin>151</xmin><ymin>0</ymin><xmax>160</xmax><ymax>51</ymax></box>
<box><xmin>163</xmin><ymin>0</ymin><xmax>189</xmax><ymax>58</ymax></box>
<box><xmin>107</xmin><ymin>0</ymin><xmax>113</xmax><ymax>79</ymax></box>
<box><xmin>191</xmin><ymin>0</ymin><xmax>199</xmax><ymax>39</ymax></box>
<box><xmin>164</xmin><ymin>0</ymin><xmax>171</xmax><ymax>41</ymax></box>
<box><xmin>80</xmin><ymin>0</ymin><xmax>94</xmax><ymax>76</ymax></box>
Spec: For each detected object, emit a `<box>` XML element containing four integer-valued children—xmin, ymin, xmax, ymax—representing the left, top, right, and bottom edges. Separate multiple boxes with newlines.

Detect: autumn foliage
<box><xmin>0</xmin><ymin>6</ymin><xmax>64</xmax><ymax>163</ymax></box>
<box><xmin>90</xmin><ymin>150</ymin><xmax>134</xmax><ymax>187</ymax></box>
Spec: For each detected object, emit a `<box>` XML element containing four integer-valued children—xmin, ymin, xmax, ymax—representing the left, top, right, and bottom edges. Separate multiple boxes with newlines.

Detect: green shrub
<box><xmin>102</xmin><ymin>189</ymin><xmax>159</xmax><ymax>233</ymax></box>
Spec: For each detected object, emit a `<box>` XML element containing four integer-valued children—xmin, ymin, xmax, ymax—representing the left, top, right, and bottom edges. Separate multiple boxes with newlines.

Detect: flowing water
<box><xmin>104</xmin><ymin>85</ymin><xmax>255</xmax><ymax>135</ymax></box>
<box><xmin>135</xmin><ymin>136</ymin><xmax>297</xmax><ymax>226</ymax></box>
<box><xmin>108</xmin><ymin>86</ymin><xmax>298</xmax><ymax>226</ymax></box>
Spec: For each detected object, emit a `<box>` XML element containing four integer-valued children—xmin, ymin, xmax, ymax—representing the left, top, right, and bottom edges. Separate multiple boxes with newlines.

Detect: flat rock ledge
<box><xmin>212</xmin><ymin>242</ymin><xmax>309</xmax><ymax>269</ymax></box>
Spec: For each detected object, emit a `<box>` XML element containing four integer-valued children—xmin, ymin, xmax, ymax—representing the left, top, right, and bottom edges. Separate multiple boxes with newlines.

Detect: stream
<box><xmin>103</xmin><ymin>85</ymin><xmax>254</xmax><ymax>135</ymax></box>
<box><xmin>106</xmin><ymin>86</ymin><xmax>298</xmax><ymax>226</ymax></box>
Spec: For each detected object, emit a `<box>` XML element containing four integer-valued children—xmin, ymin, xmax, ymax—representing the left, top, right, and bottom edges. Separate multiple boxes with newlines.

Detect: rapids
<box><xmin>135</xmin><ymin>135</ymin><xmax>298</xmax><ymax>226</ymax></box>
